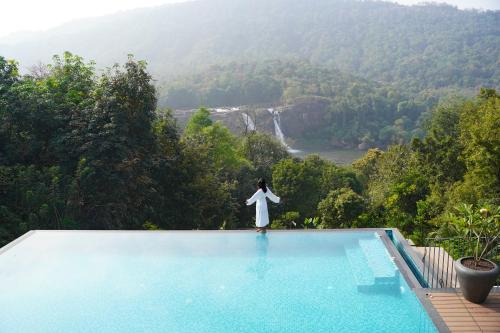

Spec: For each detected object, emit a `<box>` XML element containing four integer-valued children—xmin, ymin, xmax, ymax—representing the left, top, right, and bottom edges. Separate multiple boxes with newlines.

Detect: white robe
<box><xmin>246</xmin><ymin>188</ymin><xmax>280</xmax><ymax>227</ymax></box>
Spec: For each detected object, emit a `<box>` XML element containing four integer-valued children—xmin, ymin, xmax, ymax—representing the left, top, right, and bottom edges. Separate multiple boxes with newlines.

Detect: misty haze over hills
<box><xmin>0</xmin><ymin>0</ymin><xmax>498</xmax><ymax>93</ymax></box>
<box><xmin>393</xmin><ymin>0</ymin><xmax>499</xmax><ymax>10</ymax></box>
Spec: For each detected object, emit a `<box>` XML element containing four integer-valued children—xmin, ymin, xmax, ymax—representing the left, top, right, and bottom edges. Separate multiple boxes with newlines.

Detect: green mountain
<box><xmin>1</xmin><ymin>0</ymin><xmax>498</xmax><ymax>92</ymax></box>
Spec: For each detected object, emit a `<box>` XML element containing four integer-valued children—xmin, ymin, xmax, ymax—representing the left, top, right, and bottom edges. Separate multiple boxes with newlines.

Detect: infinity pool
<box><xmin>0</xmin><ymin>231</ymin><xmax>437</xmax><ymax>332</ymax></box>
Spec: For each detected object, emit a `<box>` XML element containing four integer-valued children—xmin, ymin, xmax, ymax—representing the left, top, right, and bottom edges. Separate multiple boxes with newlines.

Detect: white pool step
<box><xmin>358</xmin><ymin>238</ymin><xmax>398</xmax><ymax>280</ymax></box>
<box><xmin>345</xmin><ymin>245</ymin><xmax>374</xmax><ymax>286</ymax></box>
<box><xmin>345</xmin><ymin>237</ymin><xmax>400</xmax><ymax>292</ymax></box>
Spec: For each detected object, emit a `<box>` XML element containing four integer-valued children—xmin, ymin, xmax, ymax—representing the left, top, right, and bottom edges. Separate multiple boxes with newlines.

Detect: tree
<box><xmin>184</xmin><ymin>108</ymin><xmax>212</xmax><ymax>136</ymax></box>
<box><xmin>352</xmin><ymin>148</ymin><xmax>383</xmax><ymax>187</ymax></box>
<box><xmin>454</xmin><ymin>89</ymin><xmax>500</xmax><ymax>205</ymax></box>
<box><xmin>148</xmin><ymin>109</ymin><xmax>189</xmax><ymax>229</ymax></box>
<box><xmin>0</xmin><ymin>56</ymin><xmax>19</xmax><ymax>164</ymax></box>
<box><xmin>320</xmin><ymin>163</ymin><xmax>362</xmax><ymax>196</ymax></box>
<box><xmin>412</xmin><ymin>99</ymin><xmax>467</xmax><ymax>185</ymax></box>
<box><xmin>73</xmin><ymin>57</ymin><xmax>157</xmax><ymax>229</ymax></box>
<box><xmin>240</xmin><ymin>132</ymin><xmax>289</xmax><ymax>181</ymax></box>
<box><xmin>180</xmin><ymin>108</ymin><xmax>251</xmax><ymax>229</ymax></box>
<box><xmin>317</xmin><ymin>188</ymin><xmax>365</xmax><ymax>228</ymax></box>
<box><xmin>200</xmin><ymin>123</ymin><xmax>250</xmax><ymax>173</ymax></box>
<box><xmin>272</xmin><ymin>156</ymin><xmax>322</xmax><ymax>219</ymax></box>
<box><xmin>383</xmin><ymin>171</ymin><xmax>429</xmax><ymax>237</ymax></box>
<box><xmin>271</xmin><ymin>211</ymin><xmax>300</xmax><ymax>229</ymax></box>
<box><xmin>273</xmin><ymin>155</ymin><xmax>361</xmax><ymax>220</ymax></box>
<box><xmin>366</xmin><ymin>145</ymin><xmax>421</xmax><ymax>206</ymax></box>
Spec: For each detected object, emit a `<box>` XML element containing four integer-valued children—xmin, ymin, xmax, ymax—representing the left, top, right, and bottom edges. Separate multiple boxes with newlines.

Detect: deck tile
<box><xmin>427</xmin><ymin>291</ymin><xmax>500</xmax><ymax>332</ymax></box>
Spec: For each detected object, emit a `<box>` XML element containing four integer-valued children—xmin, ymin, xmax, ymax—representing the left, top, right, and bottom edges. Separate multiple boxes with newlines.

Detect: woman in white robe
<box><xmin>246</xmin><ymin>179</ymin><xmax>280</xmax><ymax>232</ymax></box>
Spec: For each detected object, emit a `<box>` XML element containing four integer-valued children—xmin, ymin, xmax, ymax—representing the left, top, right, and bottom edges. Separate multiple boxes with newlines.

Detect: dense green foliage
<box><xmin>0</xmin><ymin>52</ymin><xmax>499</xmax><ymax>248</ymax></box>
<box><xmin>266</xmin><ymin>88</ymin><xmax>500</xmax><ymax>244</ymax></box>
<box><xmin>0</xmin><ymin>53</ymin><xmax>293</xmax><ymax>245</ymax></box>
<box><xmin>357</xmin><ymin>89</ymin><xmax>500</xmax><ymax>243</ymax></box>
<box><xmin>317</xmin><ymin>188</ymin><xmax>366</xmax><ymax>229</ymax></box>
<box><xmin>0</xmin><ymin>53</ymin><xmax>382</xmax><ymax>245</ymax></box>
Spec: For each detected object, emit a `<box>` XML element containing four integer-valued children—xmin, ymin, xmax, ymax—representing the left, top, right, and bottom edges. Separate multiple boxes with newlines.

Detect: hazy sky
<box><xmin>0</xmin><ymin>0</ymin><xmax>187</xmax><ymax>38</ymax></box>
<box><xmin>0</xmin><ymin>0</ymin><xmax>498</xmax><ymax>38</ymax></box>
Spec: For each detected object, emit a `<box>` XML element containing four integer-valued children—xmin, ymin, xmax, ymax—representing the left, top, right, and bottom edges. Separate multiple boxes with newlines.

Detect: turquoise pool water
<box><xmin>0</xmin><ymin>231</ymin><xmax>437</xmax><ymax>333</ymax></box>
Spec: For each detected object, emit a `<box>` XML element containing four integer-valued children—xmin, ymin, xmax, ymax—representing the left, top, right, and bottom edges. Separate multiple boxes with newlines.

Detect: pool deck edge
<box><xmin>379</xmin><ymin>230</ymin><xmax>450</xmax><ymax>333</ymax></box>
<box><xmin>0</xmin><ymin>230</ymin><xmax>37</xmax><ymax>255</ymax></box>
<box><xmin>415</xmin><ymin>289</ymin><xmax>451</xmax><ymax>333</ymax></box>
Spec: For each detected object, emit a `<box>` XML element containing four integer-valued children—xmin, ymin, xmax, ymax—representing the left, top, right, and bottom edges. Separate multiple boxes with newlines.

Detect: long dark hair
<box><xmin>257</xmin><ymin>178</ymin><xmax>267</xmax><ymax>193</ymax></box>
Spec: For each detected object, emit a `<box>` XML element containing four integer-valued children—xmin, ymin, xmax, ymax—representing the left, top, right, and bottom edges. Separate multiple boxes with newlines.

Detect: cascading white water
<box><xmin>273</xmin><ymin>112</ymin><xmax>286</xmax><ymax>145</ymax></box>
<box><xmin>242</xmin><ymin>112</ymin><xmax>256</xmax><ymax>131</ymax></box>
<box><xmin>268</xmin><ymin>108</ymin><xmax>300</xmax><ymax>153</ymax></box>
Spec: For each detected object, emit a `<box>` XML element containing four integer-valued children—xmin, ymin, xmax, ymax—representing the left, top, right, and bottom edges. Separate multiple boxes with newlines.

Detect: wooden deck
<box><xmin>426</xmin><ymin>291</ymin><xmax>500</xmax><ymax>332</ymax></box>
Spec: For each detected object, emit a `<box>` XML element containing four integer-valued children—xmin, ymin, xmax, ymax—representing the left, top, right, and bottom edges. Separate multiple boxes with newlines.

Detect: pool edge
<box><xmin>379</xmin><ymin>230</ymin><xmax>450</xmax><ymax>333</ymax></box>
<box><xmin>0</xmin><ymin>230</ymin><xmax>37</xmax><ymax>255</ymax></box>
<box><xmin>414</xmin><ymin>289</ymin><xmax>451</xmax><ymax>333</ymax></box>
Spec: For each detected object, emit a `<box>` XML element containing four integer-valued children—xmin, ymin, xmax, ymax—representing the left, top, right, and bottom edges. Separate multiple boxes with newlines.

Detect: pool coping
<box><xmin>379</xmin><ymin>229</ymin><xmax>450</xmax><ymax>333</ymax></box>
<box><xmin>0</xmin><ymin>228</ymin><xmax>450</xmax><ymax>332</ymax></box>
<box><xmin>387</xmin><ymin>228</ymin><xmax>431</xmax><ymax>287</ymax></box>
<box><xmin>0</xmin><ymin>230</ymin><xmax>36</xmax><ymax>255</ymax></box>
<box><xmin>414</xmin><ymin>289</ymin><xmax>451</xmax><ymax>333</ymax></box>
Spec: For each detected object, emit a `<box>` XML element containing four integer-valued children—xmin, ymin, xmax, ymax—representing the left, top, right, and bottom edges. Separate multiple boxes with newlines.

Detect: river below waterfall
<box><xmin>248</xmin><ymin>109</ymin><xmax>367</xmax><ymax>166</ymax></box>
<box><xmin>292</xmin><ymin>148</ymin><xmax>366</xmax><ymax>166</ymax></box>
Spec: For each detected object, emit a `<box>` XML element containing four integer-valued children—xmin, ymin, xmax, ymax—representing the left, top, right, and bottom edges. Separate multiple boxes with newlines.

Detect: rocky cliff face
<box><xmin>172</xmin><ymin>107</ymin><xmax>275</xmax><ymax>135</ymax></box>
<box><xmin>279</xmin><ymin>97</ymin><xmax>331</xmax><ymax>139</ymax></box>
<box><xmin>172</xmin><ymin>98</ymin><xmax>335</xmax><ymax>148</ymax></box>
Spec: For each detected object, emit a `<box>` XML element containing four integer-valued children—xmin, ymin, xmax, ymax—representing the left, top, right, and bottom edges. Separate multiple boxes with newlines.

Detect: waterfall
<box><xmin>273</xmin><ymin>112</ymin><xmax>286</xmax><ymax>146</ymax></box>
<box><xmin>242</xmin><ymin>112</ymin><xmax>256</xmax><ymax>131</ymax></box>
<box><xmin>268</xmin><ymin>108</ymin><xmax>300</xmax><ymax>153</ymax></box>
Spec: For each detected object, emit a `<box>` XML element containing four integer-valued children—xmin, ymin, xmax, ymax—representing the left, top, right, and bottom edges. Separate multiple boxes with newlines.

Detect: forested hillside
<box><xmin>1</xmin><ymin>54</ymin><xmax>499</xmax><ymax>246</ymax></box>
<box><xmin>1</xmin><ymin>0</ymin><xmax>498</xmax><ymax>92</ymax></box>
<box><xmin>163</xmin><ymin>60</ymin><xmax>437</xmax><ymax>148</ymax></box>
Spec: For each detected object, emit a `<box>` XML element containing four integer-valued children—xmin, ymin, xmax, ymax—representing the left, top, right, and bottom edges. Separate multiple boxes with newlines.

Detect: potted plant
<box><xmin>452</xmin><ymin>204</ymin><xmax>500</xmax><ymax>303</ymax></box>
